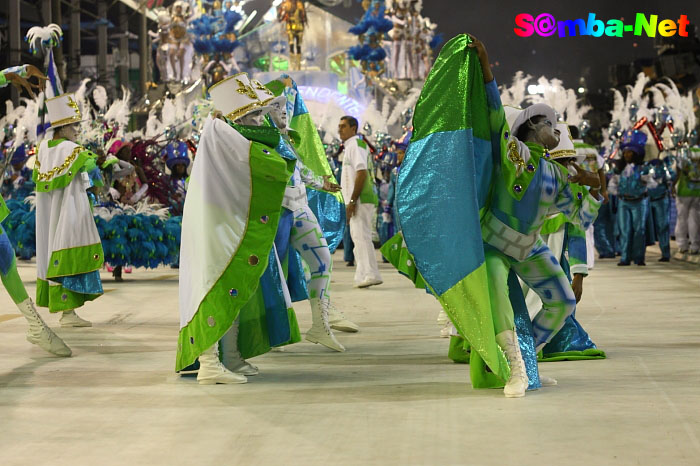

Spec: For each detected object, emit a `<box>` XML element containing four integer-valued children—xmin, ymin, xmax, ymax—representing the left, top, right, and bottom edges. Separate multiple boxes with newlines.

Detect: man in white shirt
<box><xmin>338</xmin><ymin>116</ymin><xmax>383</xmax><ymax>288</ymax></box>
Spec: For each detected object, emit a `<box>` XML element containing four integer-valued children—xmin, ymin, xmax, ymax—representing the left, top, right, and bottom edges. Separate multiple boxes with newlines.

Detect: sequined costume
<box><xmin>646</xmin><ymin>157</ymin><xmax>676</xmax><ymax>260</ymax></box>
<box><xmin>608</xmin><ymin>131</ymin><xmax>656</xmax><ymax>265</ymax></box>
<box><xmin>176</xmin><ymin>116</ymin><xmax>297</xmax><ymax>372</ymax></box>
<box><xmin>593</xmin><ymin>172</ymin><xmax>617</xmax><ymax>258</ymax></box>
<box><xmin>524</xmin><ymin>198</ymin><xmax>606</xmax><ymax>361</ymax></box>
<box><xmin>675</xmin><ymin>147</ymin><xmax>700</xmax><ymax>253</ymax></box>
<box><xmin>34</xmin><ymin>138</ymin><xmax>105</xmax><ymax>312</ymax></box>
<box><xmin>383</xmin><ymin>35</ymin><xmax>600</xmax><ymax>390</ymax></box>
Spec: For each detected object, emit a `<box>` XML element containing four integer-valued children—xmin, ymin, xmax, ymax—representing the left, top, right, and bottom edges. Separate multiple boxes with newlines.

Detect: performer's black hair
<box><xmin>341</xmin><ymin>116</ymin><xmax>359</xmax><ymax>131</ymax></box>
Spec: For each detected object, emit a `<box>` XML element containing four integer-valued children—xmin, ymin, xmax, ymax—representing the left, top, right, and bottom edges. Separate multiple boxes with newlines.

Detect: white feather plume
<box><xmin>93</xmin><ymin>86</ymin><xmax>108</xmax><ymax>111</ymax></box>
<box><xmin>13</xmin><ymin>98</ymin><xmax>39</xmax><ymax>148</ymax></box>
<box><xmin>655</xmin><ymin>79</ymin><xmax>684</xmax><ymax>129</ymax></box>
<box><xmin>161</xmin><ymin>99</ymin><xmax>177</xmax><ymax>129</ymax></box>
<box><xmin>610</xmin><ymin>89</ymin><xmax>626</xmax><ymax>125</ymax></box>
<box><xmin>25</xmin><ymin>23</ymin><xmax>63</xmax><ymax>53</ymax></box>
<box><xmin>0</xmin><ymin>100</ymin><xmax>25</xmax><ymax>130</ymax></box>
<box><xmin>500</xmin><ymin>71</ymin><xmax>531</xmax><ymax>107</ymax></box>
<box><xmin>103</xmin><ymin>86</ymin><xmax>131</xmax><ymax>136</ymax></box>
<box><xmin>146</xmin><ymin>109</ymin><xmax>164</xmax><ymax>139</ymax></box>
<box><xmin>360</xmin><ymin>101</ymin><xmax>389</xmax><ymax>136</ymax></box>
<box><xmin>681</xmin><ymin>92</ymin><xmax>696</xmax><ymax>134</ymax></box>
<box><xmin>647</xmin><ymin>86</ymin><xmax>665</xmax><ymax>109</ymax></box>
<box><xmin>630</xmin><ymin>73</ymin><xmax>649</xmax><ymax>104</ymax></box>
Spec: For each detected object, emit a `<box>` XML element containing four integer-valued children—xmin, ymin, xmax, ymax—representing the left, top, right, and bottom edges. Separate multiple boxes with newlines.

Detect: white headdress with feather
<box><xmin>26</xmin><ymin>23</ymin><xmax>63</xmax><ymax>55</ymax></box>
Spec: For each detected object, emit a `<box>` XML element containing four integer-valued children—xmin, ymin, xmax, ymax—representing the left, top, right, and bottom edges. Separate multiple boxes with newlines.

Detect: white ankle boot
<box><xmin>325</xmin><ymin>297</ymin><xmax>359</xmax><ymax>333</ymax></box>
<box><xmin>197</xmin><ymin>345</ymin><xmax>247</xmax><ymax>385</ymax></box>
<box><xmin>495</xmin><ymin>330</ymin><xmax>529</xmax><ymax>398</ymax></box>
<box><xmin>18</xmin><ymin>298</ymin><xmax>71</xmax><ymax>357</ymax></box>
<box><xmin>59</xmin><ymin>310</ymin><xmax>92</xmax><ymax>327</ymax></box>
<box><xmin>306</xmin><ymin>298</ymin><xmax>345</xmax><ymax>352</ymax></box>
<box><xmin>220</xmin><ymin>318</ymin><xmax>259</xmax><ymax>376</ymax></box>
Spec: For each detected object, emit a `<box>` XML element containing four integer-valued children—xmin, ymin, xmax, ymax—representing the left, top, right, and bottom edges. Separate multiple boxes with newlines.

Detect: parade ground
<box><xmin>1</xmin><ymin>248</ymin><xmax>699</xmax><ymax>466</ymax></box>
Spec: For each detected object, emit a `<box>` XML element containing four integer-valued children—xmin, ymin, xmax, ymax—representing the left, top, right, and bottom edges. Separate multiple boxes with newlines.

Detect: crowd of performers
<box><xmin>2</xmin><ymin>30</ymin><xmax>699</xmax><ymax>396</ymax></box>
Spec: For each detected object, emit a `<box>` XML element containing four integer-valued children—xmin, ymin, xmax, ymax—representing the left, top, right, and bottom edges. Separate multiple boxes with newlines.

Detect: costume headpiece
<box><xmin>620</xmin><ymin>129</ymin><xmax>648</xmax><ymax>157</ymax></box>
<box><xmin>45</xmin><ymin>93</ymin><xmax>82</xmax><ymax>128</ymax></box>
<box><xmin>164</xmin><ymin>140</ymin><xmax>191</xmax><ymax>169</ymax></box>
<box><xmin>506</xmin><ymin>103</ymin><xmax>557</xmax><ymax>140</ymax></box>
<box><xmin>10</xmin><ymin>143</ymin><xmax>29</xmax><ymax>165</ymax></box>
<box><xmin>207</xmin><ymin>72</ymin><xmax>269</xmax><ymax>121</ymax></box>
<box><xmin>549</xmin><ymin>123</ymin><xmax>584</xmax><ymax>162</ymax></box>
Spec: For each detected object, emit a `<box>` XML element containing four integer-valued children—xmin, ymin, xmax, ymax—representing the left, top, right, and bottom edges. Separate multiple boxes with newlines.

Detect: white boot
<box><xmin>324</xmin><ymin>297</ymin><xmax>359</xmax><ymax>333</ymax></box>
<box><xmin>220</xmin><ymin>318</ymin><xmax>259</xmax><ymax>376</ymax></box>
<box><xmin>495</xmin><ymin>330</ymin><xmax>529</xmax><ymax>398</ymax></box>
<box><xmin>197</xmin><ymin>345</ymin><xmax>247</xmax><ymax>385</ymax></box>
<box><xmin>18</xmin><ymin>298</ymin><xmax>71</xmax><ymax>357</ymax></box>
<box><xmin>306</xmin><ymin>298</ymin><xmax>345</xmax><ymax>352</ymax></box>
<box><xmin>59</xmin><ymin>310</ymin><xmax>92</xmax><ymax>328</ymax></box>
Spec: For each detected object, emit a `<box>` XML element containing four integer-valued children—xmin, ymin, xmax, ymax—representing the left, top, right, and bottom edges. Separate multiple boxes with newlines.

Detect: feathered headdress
<box><xmin>26</xmin><ymin>23</ymin><xmax>63</xmax><ymax>55</ymax></box>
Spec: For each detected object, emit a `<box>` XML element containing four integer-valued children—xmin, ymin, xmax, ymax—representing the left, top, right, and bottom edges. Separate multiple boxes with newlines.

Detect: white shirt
<box><xmin>340</xmin><ymin>135</ymin><xmax>369</xmax><ymax>203</ymax></box>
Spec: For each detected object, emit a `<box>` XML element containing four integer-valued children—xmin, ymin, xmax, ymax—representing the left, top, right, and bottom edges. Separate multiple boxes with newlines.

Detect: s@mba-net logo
<box><xmin>514</xmin><ymin>13</ymin><xmax>691</xmax><ymax>38</ymax></box>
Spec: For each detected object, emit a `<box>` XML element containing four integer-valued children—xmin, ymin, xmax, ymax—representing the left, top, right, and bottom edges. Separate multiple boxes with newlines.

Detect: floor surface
<box><xmin>1</xmin><ymin>246</ymin><xmax>699</xmax><ymax>466</ymax></box>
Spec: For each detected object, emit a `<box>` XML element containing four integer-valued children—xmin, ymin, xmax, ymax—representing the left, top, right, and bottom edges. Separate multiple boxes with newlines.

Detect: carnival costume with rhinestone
<box><xmin>522</xmin><ymin>125</ymin><xmax>605</xmax><ymax>361</ymax></box>
<box><xmin>34</xmin><ymin>93</ymin><xmax>104</xmax><ymax>312</ymax></box>
<box><xmin>176</xmin><ymin>74</ymin><xmax>297</xmax><ymax>374</ymax></box>
<box><xmin>382</xmin><ymin>35</ymin><xmax>600</xmax><ymax>392</ymax></box>
<box><xmin>608</xmin><ymin>130</ymin><xmax>656</xmax><ymax>265</ymax></box>
<box><xmin>646</xmin><ymin>156</ymin><xmax>676</xmax><ymax>260</ymax></box>
<box><xmin>675</xmin><ymin>147</ymin><xmax>700</xmax><ymax>253</ymax></box>
<box><xmin>256</xmin><ymin>77</ymin><xmax>357</xmax><ymax>348</ymax></box>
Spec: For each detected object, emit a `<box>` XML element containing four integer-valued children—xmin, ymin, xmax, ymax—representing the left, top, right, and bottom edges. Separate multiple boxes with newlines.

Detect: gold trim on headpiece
<box><xmin>207</xmin><ymin>72</ymin><xmax>245</xmax><ymax>93</ymax></box>
<box><xmin>550</xmin><ymin>149</ymin><xmax>577</xmax><ymax>159</ymax></box>
<box><xmin>251</xmin><ymin>79</ymin><xmax>274</xmax><ymax>97</ymax></box>
<box><xmin>226</xmin><ymin>102</ymin><xmax>262</xmax><ymax>122</ymax></box>
<box><xmin>235</xmin><ymin>78</ymin><xmax>258</xmax><ymax>100</ymax></box>
<box><xmin>48</xmin><ymin>95</ymin><xmax>82</xmax><ymax>128</ymax></box>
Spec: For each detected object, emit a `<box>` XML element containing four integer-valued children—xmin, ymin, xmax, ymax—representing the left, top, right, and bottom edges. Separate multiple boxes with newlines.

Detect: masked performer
<box><xmin>34</xmin><ymin>93</ymin><xmax>105</xmax><ymax>328</ymax></box>
<box><xmin>388</xmin><ymin>35</ymin><xmax>601</xmax><ymax>397</ymax></box>
<box><xmin>177</xmin><ymin>73</ymin><xmax>297</xmax><ymax>384</ymax></box>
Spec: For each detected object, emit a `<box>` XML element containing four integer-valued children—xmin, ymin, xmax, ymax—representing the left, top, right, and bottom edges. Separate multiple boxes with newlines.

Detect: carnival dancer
<box><xmin>177</xmin><ymin>73</ymin><xmax>296</xmax><ymax>384</ymax></box>
<box><xmin>608</xmin><ymin>130</ymin><xmax>656</xmax><ymax>266</ymax></box>
<box><xmin>339</xmin><ymin>116</ymin><xmax>382</xmax><ymax>288</ymax></box>
<box><xmin>34</xmin><ymin>93</ymin><xmax>105</xmax><ymax>328</ymax></box>
<box><xmin>0</xmin><ymin>65</ymin><xmax>70</xmax><ymax>356</ymax></box>
<box><xmin>675</xmin><ymin>147</ymin><xmax>700</xmax><ymax>254</ymax></box>
<box><xmin>392</xmin><ymin>34</ymin><xmax>601</xmax><ymax>397</ymax></box>
<box><xmin>523</xmin><ymin>124</ymin><xmax>606</xmax><ymax>361</ymax></box>
<box><xmin>253</xmin><ymin>78</ymin><xmax>357</xmax><ymax>352</ymax></box>
<box><xmin>647</xmin><ymin>156</ymin><xmax>676</xmax><ymax>261</ymax></box>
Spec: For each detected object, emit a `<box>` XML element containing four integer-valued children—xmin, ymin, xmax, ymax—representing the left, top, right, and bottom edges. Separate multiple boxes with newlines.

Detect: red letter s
<box><xmin>514</xmin><ymin>14</ymin><xmax>535</xmax><ymax>37</ymax></box>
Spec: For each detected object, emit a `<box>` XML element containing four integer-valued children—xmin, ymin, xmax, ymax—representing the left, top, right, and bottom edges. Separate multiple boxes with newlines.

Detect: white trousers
<box><xmin>675</xmin><ymin>196</ymin><xmax>700</xmax><ymax>251</ymax></box>
<box><xmin>349</xmin><ymin>203</ymin><xmax>382</xmax><ymax>285</ymax></box>
<box><xmin>585</xmin><ymin>225</ymin><xmax>595</xmax><ymax>269</ymax></box>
